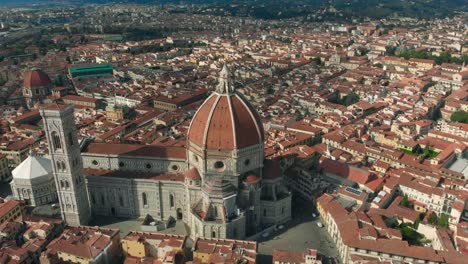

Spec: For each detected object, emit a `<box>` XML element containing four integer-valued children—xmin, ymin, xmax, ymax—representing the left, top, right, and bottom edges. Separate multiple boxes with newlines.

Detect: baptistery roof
<box><xmin>187</xmin><ymin>65</ymin><xmax>264</xmax><ymax>150</ymax></box>
<box><xmin>12</xmin><ymin>155</ymin><xmax>53</xmax><ymax>180</ymax></box>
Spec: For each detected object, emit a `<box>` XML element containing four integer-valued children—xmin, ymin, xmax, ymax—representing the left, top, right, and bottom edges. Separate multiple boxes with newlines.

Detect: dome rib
<box><xmin>187</xmin><ymin>94</ymin><xmax>218</xmax><ymax>147</ymax></box>
<box><xmin>226</xmin><ymin>94</ymin><xmax>238</xmax><ymax>149</ymax></box>
<box><xmin>202</xmin><ymin>94</ymin><xmax>223</xmax><ymax>148</ymax></box>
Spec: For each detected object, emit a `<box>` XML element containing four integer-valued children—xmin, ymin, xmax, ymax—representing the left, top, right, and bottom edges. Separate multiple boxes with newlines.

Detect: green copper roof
<box><xmin>70</xmin><ymin>64</ymin><xmax>113</xmax><ymax>74</ymax></box>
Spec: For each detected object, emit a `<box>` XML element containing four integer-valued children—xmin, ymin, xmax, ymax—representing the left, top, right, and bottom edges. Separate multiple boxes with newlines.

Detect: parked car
<box><xmin>317</xmin><ymin>222</ymin><xmax>323</xmax><ymax>227</ymax></box>
<box><xmin>312</xmin><ymin>213</ymin><xmax>317</xmax><ymax>218</ymax></box>
<box><xmin>261</xmin><ymin>232</ymin><xmax>270</xmax><ymax>238</ymax></box>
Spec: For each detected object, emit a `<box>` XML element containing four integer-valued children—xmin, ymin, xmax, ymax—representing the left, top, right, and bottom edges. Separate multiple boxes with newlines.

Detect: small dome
<box><xmin>185</xmin><ymin>167</ymin><xmax>201</xmax><ymax>180</ymax></box>
<box><xmin>23</xmin><ymin>69</ymin><xmax>51</xmax><ymax>88</ymax></box>
<box><xmin>12</xmin><ymin>155</ymin><xmax>53</xmax><ymax>180</ymax></box>
<box><xmin>244</xmin><ymin>174</ymin><xmax>261</xmax><ymax>184</ymax></box>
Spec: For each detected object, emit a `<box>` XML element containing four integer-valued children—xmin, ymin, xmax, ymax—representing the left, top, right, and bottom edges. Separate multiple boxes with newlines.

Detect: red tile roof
<box><xmin>319</xmin><ymin>158</ymin><xmax>373</xmax><ymax>185</ymax></box>
<box><xmin>86</xmin><ymin>143</ymin><xmax>186</xmax><ymax>159</ymax></box>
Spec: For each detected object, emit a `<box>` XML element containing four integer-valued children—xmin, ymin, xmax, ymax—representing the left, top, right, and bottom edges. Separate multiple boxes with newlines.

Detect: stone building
<box><xmin>0</xmin><ymin>154</ymin><xmax>11</xmax><ymax>182</ymax></box>
<box><xmin>36</xmin><ymin>65</ymin><xmax>291</xmax><ymax>239</ymax></box>
<box><xmin>10</xmin><ymin>155</ymin><xmax>57</xmax><ymax>206</ymax></box>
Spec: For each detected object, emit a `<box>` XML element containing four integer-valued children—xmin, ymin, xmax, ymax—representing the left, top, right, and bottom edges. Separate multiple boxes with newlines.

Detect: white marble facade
<box><xmin>36</xmin><ymin>67</ymin><xmax>292</xmax><ymax>239</ymax></box>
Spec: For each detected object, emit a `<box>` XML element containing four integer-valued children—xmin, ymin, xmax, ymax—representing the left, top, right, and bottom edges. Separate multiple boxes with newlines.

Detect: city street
<box><xmin>0</xmin><ymin>182</ymin><xmax>12</xmax><ymax>198</ymax></box>
<box><xmin>257</xmin><ymin>197</ymin><xmax>339</xmax><ymax>263</ymax></box>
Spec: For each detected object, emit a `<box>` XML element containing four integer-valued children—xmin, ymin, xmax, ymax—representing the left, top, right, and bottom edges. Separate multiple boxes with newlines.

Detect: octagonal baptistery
<box><xmin>187</xmin><ymin>65</ymin><xmax>265</xmax><ymax>186</ymax></box>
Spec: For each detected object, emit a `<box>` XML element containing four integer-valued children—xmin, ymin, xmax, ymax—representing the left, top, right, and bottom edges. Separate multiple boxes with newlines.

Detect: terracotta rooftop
<box><xmin>46</xmin><ymin>226</ymin><xmax>119</xmax><ymax>260</ymax></box>
<box><xmin>83</xmin><ymin>168</ymin><xmax>185</xmax><ymax>182</ymax></box>
<box><xmin>86</xmin><ymin>143</ymin><xmax>186</xmax><ymax>160</ymax></box>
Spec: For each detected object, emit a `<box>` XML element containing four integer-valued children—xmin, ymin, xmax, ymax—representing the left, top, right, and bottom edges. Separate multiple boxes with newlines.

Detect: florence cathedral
<box><xmin>11</xmin><ymin>65</ymin><xmax>292</xmax><ymax>240</ymax></box>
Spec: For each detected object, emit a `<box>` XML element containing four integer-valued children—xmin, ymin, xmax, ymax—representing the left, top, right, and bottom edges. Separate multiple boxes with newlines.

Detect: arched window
<box><xmin>214</xmin><ymin>206</ymin><xmax>218</xmax><ymax>217</ymax></box>
<box><xmin>61</xmin><ymin>161</ymin><xmax>66</xmax><ymax>172</ymax></box>
<box><xmin>263</xmin><ymin>209</ymin><xmax>267</xmax><ymax>217</ymax></box>
<box><xmin>212</xmin><ymin>231</ymin><xmax>216</xmax><ymax>238</ymax></box>
<box><xmin>51</xmin><ymin>131</ymin><xmax>62</xmax><ymax>151</ymax></box>
<box><xmin>142</xmin><ymin>193</ymin><xmax>148</xmax><ymax>207</ymax></box>
<box><xmin>60</xmin><ymin>181</ymin><xmax>64</xmax><ymax>189</ymax></box>
<box><xmin>64</xmin><ymin>181</ymin><xmax>70</xmax><ymax>190</ymax></box>
<box><xmin>56</xmin><ymin>161</ymin><xmax>62</xmax><ymax>171</ymax></box>
<box><xmin>169</xmin><ymin>194</ymin><xmax>174</xmax><ymax>208</ymax></box>
<box><xmin>101</xmin><ymin>194</ymin><xmax>105</xmax><ymax>205</ymax></box>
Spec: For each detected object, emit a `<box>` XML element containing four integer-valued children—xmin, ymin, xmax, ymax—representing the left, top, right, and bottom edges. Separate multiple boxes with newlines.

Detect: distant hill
<box><xmin>2</xmin><ymin>0</ymin><xmax>467</xmax><ymax>20</ymax></box>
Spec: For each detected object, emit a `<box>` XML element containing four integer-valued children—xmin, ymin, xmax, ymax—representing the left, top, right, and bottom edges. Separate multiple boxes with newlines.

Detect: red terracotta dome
<box><xmin>23</xmin><ymin>69</ymin><xmax>51</xmax><ymax>88</ymax></box>
<box><xmin>244</xmin><ymin>174</ymin><xmax>261</xmax><ymax>184</ymax></box>
<box><xmin>187</xmin><ymin>65</ymin><xmax>264</xmax><ymax>150</ymax></box>
<box><xmin>185</xmin><ymin>167</ymin><xmax>201</xmax><ymax>180</ymax></box>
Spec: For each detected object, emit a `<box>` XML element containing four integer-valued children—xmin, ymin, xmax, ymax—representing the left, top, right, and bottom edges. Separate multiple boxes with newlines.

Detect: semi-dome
<box><xmin>12</xmin><ymin>155</ymin><xmax>53</xmax><ymax>180</ymax></box>
<box><xmin>202</xmin><ymin>178</ymin><xmax>236</xmax><ymax>197</ymax></box>
<box><xmin>23</xmin><ymin>69</ymin><xmax>51</xmax><ymax>88</ymax></box>
<box><xmin>244</xmin><ymin>174</ymin><xmax>261</xmax><ymax>184</ymax></box>
<box><xmin>187</xmin><ymin>65</ymin><xmax>264</xmax><ymax>151</ymax></box>
<box><xmin>185</xmin><ymin>167</ymin><xmax>201</xmax><ymax>180</ymax></box>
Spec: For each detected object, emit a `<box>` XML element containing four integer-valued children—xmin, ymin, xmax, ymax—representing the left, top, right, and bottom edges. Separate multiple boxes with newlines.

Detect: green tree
<box><xmin>400</xmin><ymin>195</ymin><xmax>412</xmax><ymax>208</ymax></box>
<box><xmin>438</xmin><ymin>214</ymin><xmax>449</xmax><ymax>228</ymax></box>
<box><xmin>313</xmin><ymin>57</ymin><xmax>322</xmax><ymax>65</ymax></box>
<box><xmin>384</xmin><ymin>217</ymin><xmax>399</xmax><ymax>228</ymax></box>
<box><xmin>54</xmin><ymin>75</ymin><xmax>64</xmax><ymax>87</ymax></box>
<box><xmin>450</xmin><ymin>110</ymin><xmax>468</xmax><ymax>123</ymax></box>
<box><xmin>422</xmin><ymin>144</ymin><xmax>432</xmax><ymax>159</ymax></box>
<box><xmin>427</xmin><ymin>212</ymin><xmax>438</xmax><ymax>225</ymax></box>
<box><xmin>400</xmin><ymin>223</ymin><xmax>424</xmax><ymax>245</ymax></box>
<box><xmin>122</xmin><ymin>105</ymin><xmax>137</xmax><ymax>120</ymax></box>
<box><xmin>344</xmin><ymin>91</ymin><xmax>359</xmax><ymax>106</ymax></box>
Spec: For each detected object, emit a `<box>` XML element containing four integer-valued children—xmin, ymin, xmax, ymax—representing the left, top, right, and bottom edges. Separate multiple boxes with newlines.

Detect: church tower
<box><xmin>40</xmin><ymin>104</ymin><xmax>91</xmax><ymax>226</ymax></box>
